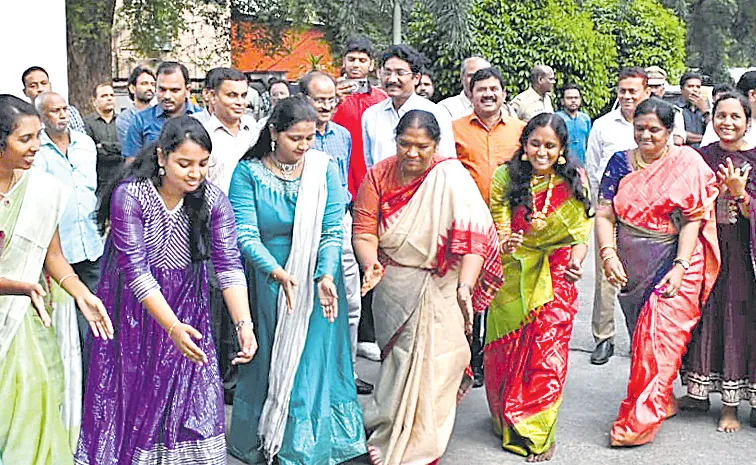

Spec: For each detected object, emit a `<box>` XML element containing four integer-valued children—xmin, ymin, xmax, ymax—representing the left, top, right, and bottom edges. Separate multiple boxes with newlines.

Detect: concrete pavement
<box><xmin>229</xmin><ymin>246</ymin><xmax>756</xmax><ymax>464</ymax></box>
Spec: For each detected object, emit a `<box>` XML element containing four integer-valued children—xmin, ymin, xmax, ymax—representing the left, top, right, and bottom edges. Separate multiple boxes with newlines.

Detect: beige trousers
<box><xmin>591</xmin><ymin>187</ymin><xmax>619</xmax><ymax>343</ymax></box>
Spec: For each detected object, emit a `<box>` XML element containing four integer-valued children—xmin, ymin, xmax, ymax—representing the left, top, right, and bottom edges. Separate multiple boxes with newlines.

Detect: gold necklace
<box><xmin>530</xmin><ymin>172</ymin><xmax>554</xmax><ymax>231</ymax></box>
<box><xmin>634</xmin><ymin>146</ymin><xmax>668</xmax><ymax>170</ymax></box>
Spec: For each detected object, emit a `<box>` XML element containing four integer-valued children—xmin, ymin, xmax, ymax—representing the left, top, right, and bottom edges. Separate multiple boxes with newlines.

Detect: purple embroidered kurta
<box><xmin>75</xmin><ymin>178</ymin><xmax>246</xmax><ymax>465</ymax></box>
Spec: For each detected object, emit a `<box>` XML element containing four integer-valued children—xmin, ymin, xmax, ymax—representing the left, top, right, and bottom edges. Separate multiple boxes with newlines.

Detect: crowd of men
<box><xmin>22</xmin><ymin>35</ymin><xmax>751</xmax><ymax>397</ymax></box>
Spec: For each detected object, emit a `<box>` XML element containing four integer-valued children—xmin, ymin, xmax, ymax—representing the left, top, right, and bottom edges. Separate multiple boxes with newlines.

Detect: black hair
<box><xmin>21</xmin><ymin>66</ymin><xmax>48</xmax><ymax>86</ymax></box>
<box><xmin>679</xmin><ymin>71</ymin><xmax>703</xmax><ymax>88</ymax></box>
<box><xmin>156</xmin><ymin>61</ymin><xmax>190</xmax><ymax>85</ymax></box>
<box><xmin>97</xmin><ymin>116</ymin><xmax>213</xmax><ymax>262</ymax></box>
<box><xmin>634</xmin><ymin>97</ymin><xmax>676</xmax><ymax>131</ymax></box>
<box><xmin>394</xmin><ymin>110</ymin><xmax>441</xmax><ymax>144</ymax></box>
<box><xmin>562</xmin><ymin>83</ymin><xmax>581</xmax><ymax>94</ymax></box>
<box><xmin>506</xmin><ymin>113</ymin><xmax>593</xmax><ymax>221</ymax></box>
<box><xmin>267</xmin><ymin>77</ymin><xmax>289</xmax><ymax>92</ymax></box>
<box><xmin>380</xmin><ymin>44</ymin><xmax>423</xmax><ymax>74</ymax></box>
<box><xmin>127</xmin><ymin>66</ymin><xmax>156</xmax><ymax>101</ymax></box>
<box><xmin>91</xmin><ymin>82</ymin><xmax>113</xmax><ymax>98</ymax></box>
<box><xmin>713</xmin><ymin>83</ymin><xmax>735</xmax><ymax>97</ymax></box>
<box><xmin>206</xmin><ymin>67</ymin><xmax>247</xmax><ymax>91</ymax></box>
<box><xmin>469</xmin><ymin>67</ymin><xmax>506</xmax><ymax>93</ymax></box>
<box><xmin>299</xmin><ymin>71</ymin><xmax>336</xmax><ymax>96</ymax></box>
<box><xmin>736</xmin><ymin>71</ymin><xmax>756</xmax><ymax>96</ymax></box>
<box><xmin>0</xmin><ymin>94</ymin><xmax>39</xmax><ymax>151</ymax></box>
<box><xmin>343</xmin><ymin>36</ymin><xmax>375</xmax><ymax>57</ymax></box>
<box><xmin>713</xmin><ymin>91</ymin><xmax>752</xmax><ymax>121</ymax></box>
<box><xmin>618</xmin><ymin>67</ymin><xmax>648</xmax><ymax>88</ymax></box>
<box><xmin>243</xmin><ymin>95</ymin><xmax>317</xmax><ymax>160</ymax></box>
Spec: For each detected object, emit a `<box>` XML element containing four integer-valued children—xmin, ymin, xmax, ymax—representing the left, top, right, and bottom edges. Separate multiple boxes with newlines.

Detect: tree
<box><xmin>66</xmin><ymin>0</ymin><xmax>117</xmax><ymax>113</ymax></box>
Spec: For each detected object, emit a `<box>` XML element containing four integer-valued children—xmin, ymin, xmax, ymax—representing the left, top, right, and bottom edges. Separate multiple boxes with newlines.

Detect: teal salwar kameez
<box><xmin>227</xmin><ymin>157</ymin><xmax>366</xmax><ymax>465</ymax></box>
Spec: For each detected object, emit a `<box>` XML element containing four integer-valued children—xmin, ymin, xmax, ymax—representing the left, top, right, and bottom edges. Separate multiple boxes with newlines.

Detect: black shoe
<box><xmin>473</xmin><ymin>365</ymin><xmax>485</xmax><ymax>388</ymax></box>
<box><xmin>356</xmin><ymin>378</ymin><xmax>374</xmax><ymax>395</ymax></box>
<box><xmin>590</xmin><ymin>340</ymin><xmax>614</xmax><ymax>365</ymax></box>
<box><xmin>750</xmin><ymin>407</ymin><xmax>756</xmax><ymax>428</ymax></box>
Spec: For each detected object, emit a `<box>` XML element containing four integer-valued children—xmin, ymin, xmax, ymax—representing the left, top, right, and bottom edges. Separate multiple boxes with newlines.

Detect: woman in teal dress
<box><xmin>228</xmin><ymin>96</ymin><xmax>366</xmax><ymax>464</ymax></box>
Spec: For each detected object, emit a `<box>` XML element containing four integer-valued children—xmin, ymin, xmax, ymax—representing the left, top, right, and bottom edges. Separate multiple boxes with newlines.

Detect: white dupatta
<box><xmin>0</xmin><ymin>169</ymin><xmax>69</xmax><ymax>360</ymax></box>
<box><xmin>258</xmin><ymin>149</ymin><xmax>331</xmax><ymax>462</ymax></box>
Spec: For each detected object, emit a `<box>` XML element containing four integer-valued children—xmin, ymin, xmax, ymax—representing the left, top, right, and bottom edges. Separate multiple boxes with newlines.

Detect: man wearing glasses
<box><xmin>300</xmin><ymin>71</ymin><xmax>375</xmax><ymax>396</ymax></box>
<box><xmin>361</xmin><ymin>44</ymin><xmax>456</xmax><ymax>169</ymax></box>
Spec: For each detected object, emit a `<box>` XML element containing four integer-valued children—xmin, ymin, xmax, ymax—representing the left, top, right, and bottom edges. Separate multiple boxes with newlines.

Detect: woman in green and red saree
<box><xmin>353</xmin><ymin>110</ymin><xmax>503</xmax><ymax>465</ymax></box>
<box><xmin>596</xmin><ymin>98</ymin><xmax>720</xmax><ymax>447</ymax></box>
<box><xmin>485</xmin><ymin>113</ymin><xmax>593</xmax><ymax>462</ymax></box>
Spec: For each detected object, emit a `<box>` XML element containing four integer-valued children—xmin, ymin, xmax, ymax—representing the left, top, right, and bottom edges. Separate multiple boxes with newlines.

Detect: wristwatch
<box><xmin>672</xmin><ymin>258</ymin><xmax>690</xmax><ymax>271</ymax></box>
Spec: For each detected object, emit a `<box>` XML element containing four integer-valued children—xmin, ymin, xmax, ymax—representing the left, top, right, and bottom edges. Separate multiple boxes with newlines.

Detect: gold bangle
<box><xmin>602</xmin><ymin>254</ymin><xmax>618</xmax><ymax>263</ymax></box>
<box><xmin>58</xmin><ymin>273</ymin><xmax>78</xmax><ymax>288</ymax></box>
<box><xmin>168</xmin><ymin>320</ymin><xmax>181</xmax><ymax>338</ymax></box>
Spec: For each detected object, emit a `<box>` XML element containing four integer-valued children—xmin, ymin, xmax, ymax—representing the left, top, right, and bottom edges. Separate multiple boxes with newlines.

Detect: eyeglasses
<box><xmin>380</xmin><ymin>68</ymin><xmax>413</xmax><ymax>78</ymax></box>
<box><xmin>309</xmin><ymin>97</ymin><xmax>339</xmax><ymax>106</ymax></box>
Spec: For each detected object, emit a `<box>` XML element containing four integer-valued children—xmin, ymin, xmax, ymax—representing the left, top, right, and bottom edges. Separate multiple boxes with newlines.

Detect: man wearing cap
<box><xmin>645</xmin><ymin>66</ymin><xmax>686</xmax><ymax>146</ymax></box>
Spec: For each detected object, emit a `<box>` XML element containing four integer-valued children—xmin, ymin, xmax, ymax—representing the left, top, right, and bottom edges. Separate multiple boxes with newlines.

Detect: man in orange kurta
<box><xmin>452</xmin><ymin>66</ymin><xmax>524</xmax><ymax>388</ymax></box>
<box><xmin>453</xmin><ymin>67</ymin><xmax>525</xmax><ymax>205</ymax></box>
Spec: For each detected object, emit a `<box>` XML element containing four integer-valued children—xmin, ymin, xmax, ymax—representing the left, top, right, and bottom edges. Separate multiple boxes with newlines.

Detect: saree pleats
<box><xmin>484</xmin><ymin>247</ymin><xmax>577</xmax><ymax>456</ymax></box>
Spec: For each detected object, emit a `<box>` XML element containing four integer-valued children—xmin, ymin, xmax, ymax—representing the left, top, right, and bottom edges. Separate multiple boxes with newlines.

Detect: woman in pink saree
<box><xmin>596</xmin><ymin>98</ymin><xmax>720</xmax><ymax>447</ymax></box>
<box><xmin>353</xmin><ymin>110</ymin><xmax>503</xmax><ymax>465</ymax></box>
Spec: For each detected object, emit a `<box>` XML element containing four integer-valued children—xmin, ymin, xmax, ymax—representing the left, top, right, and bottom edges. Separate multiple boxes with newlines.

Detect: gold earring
<box><xmin>158</xmin><ymin>166</ymin><xmax>166</xmax><ymax>176</ymax></box>
<box><xmin>521</xmin><ymin>153</ymin><xmax>528</xmax><ymax>161</ymax></box>
<box><xmin>558</xmin><ymin>155</ymin><xmax>566</xmax><ymax>165</ymax></box>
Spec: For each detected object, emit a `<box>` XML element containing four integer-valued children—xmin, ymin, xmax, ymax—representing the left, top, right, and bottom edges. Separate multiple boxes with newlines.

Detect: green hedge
<box><xmin>407</xmin><ymin>0</ymin><xmax>686</xmax><ymax>116</ymax></box>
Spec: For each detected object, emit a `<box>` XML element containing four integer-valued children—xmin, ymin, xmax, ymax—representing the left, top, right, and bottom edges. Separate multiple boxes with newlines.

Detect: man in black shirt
<box><xmin>84</xmin><ymin>83</ymin><xmax>123</xmax><ymax>191</ymax></box>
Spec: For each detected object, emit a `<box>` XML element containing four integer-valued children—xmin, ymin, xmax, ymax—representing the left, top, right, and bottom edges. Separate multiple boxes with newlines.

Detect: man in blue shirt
<box><xmin>556</xmin><ymin>83</ymin><xmax>591</xmax><ymax>166</ymax></box>
<box><xmin>35</xmin><ymin>92</ymin><xmax>104</xmax><ymax>377</ymax></box>
<box><xmin>122</xmin><ymin>61</ymin><xmax>199</xmax><ymax>158</ymax></box>
<box><xmin>301</xmin><ymin>71</ymin><xmax>373</xmax><ymax>396</ymax></box>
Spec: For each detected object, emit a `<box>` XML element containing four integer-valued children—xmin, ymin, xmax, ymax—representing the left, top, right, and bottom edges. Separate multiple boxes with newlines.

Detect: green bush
<box><xmin>407</xmin><ymin>0</ymin><xmax>686</xmax><ymax>116</ymax></box>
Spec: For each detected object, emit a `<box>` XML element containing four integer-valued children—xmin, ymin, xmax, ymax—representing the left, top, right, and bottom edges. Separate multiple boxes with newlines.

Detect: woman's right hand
<box><xmin>501</xmin><ymin>230</ymin><xmax>524</xmax><ymax>255</ymax></box>
<box><xmin>26</xmin><ymin>282</ymin><xmax>51</xmax><ymax>327</ymax></box>
<box><xmin>170</xmin><ymin>322</ymin><xmax>208</xmax><ymax>366</ymax></box>
<box><xmin>271</xmin><ymin>268</ymin><xmax>298</xmax><ymax>311</ymax></box>
<box><xmin>361</xmin><ymin>261</ymin><xmax>384</xmax><ymax>296</ymax></box>
<box><xmin>603</xmin><ymin>256</ymin><xmax>628</xmax><ymax>288</ymax></box>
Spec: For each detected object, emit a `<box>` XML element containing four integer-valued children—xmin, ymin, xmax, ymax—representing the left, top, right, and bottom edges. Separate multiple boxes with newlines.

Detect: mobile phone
<box><xmin>344</xmin><ymin>79</ymin><xmax>370</xmax><ymax>94</ymax></box>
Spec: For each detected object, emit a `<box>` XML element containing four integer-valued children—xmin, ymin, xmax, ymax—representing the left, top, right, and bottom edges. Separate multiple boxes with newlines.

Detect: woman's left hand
<box><xmin>564</xmin><ymin>256</ymin><xmax>584</xmax><ymax>283</ymax></box>
<box><xmin>318</xmin><ymin>276</ymin><xmax>338</xmax><ymax>323</ymax></box>
<box><xmin>655</xmin><ymin>266</ymin><xmax>685</xmax><ymax>298</ymax></box>
<box><xmin>457</xmin><ymin>285</ymin><xmax>474</xmax><ymax>335</ymax></box>
<box><xmin>76</xmin><ymin>293</ymin><xmax>114</xmax><ymax>339</ymax></box>
<box><xmin>232</xmin><ymin>324</ymin><xmax>258</xmax><ymax>365</ymax></box>
<box><xmin>717</xmin><ymin>157</ymin><xmax>751</xmax><ymax>197</ymax></box>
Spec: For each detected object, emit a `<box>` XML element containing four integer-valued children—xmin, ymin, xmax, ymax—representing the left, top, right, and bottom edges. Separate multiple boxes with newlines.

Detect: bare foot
<box><xmin>526</xmin><ymin>443</ymin><xmax>556</xmax><ymax>462</ymax></box>
<box><xmin>677</xmin><ymin>395</ymin><xmax>710</xmax><ymax>412</ymax></box>
<box><xmin>717</xmin><ymin>405</ymin><xmax>741</xmax><ymax>433</ymax></box>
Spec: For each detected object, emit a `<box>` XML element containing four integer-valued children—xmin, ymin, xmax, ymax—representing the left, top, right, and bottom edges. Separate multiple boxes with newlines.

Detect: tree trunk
<box><xmin>392</xmin><ymin>1</ymin><xmax>402</xmax><ymax>44</ymax></box>
<box><xmin>65</xmin><ymin>0</ymin><xmax>117</xmax><ymax>114</ymax></box>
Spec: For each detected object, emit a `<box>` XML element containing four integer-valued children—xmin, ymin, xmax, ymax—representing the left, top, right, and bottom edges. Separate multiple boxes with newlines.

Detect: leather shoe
<box><xmin>590</xmin><ymin>340</ymin><xmax>614</xmax><ymax>365</ymax></box>
<box><xmin>356</xmin><ymin>378</ymin><xmax>374</xmax><ymax>395</ymax></box>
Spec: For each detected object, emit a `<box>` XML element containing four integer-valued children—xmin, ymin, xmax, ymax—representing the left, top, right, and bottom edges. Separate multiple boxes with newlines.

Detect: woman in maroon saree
<box><xmin>596</xmin><ymin>98</ymin><xmax>720</xmax><ymax>447</ymax></box>
<box><xmin>681</xmin><ymin>92</ymin><xmax>756</xmax><ymax>432</ymax></box>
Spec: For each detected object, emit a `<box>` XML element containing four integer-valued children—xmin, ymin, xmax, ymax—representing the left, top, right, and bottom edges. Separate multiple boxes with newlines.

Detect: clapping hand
<box><xmin>717</xmin><ymin>157</ymin><xmax>751</xmax><ymax>197</ymax></box>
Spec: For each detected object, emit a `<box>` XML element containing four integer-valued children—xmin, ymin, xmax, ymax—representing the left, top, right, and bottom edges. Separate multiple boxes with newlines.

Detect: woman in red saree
<box><xmin>353</xmin><ymin>110</ymin><xmax>502</xmax><ymax>465</ymax></box>
<box><xmin>485</xmin><ymin>113</ymin><xmax>594</xmax><ymax>462</ymax></box>
<box><xmin>596</xmin><ymin>98</ymin><xmax>720</xmax><ymax>447</ymax></box>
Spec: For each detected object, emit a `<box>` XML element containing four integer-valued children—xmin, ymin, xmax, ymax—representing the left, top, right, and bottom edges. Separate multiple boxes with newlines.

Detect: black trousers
<box><xmin>71</xmin><ymin>257</ymin><xmax>102</xmax><ymax>385</ymax></box>
<box><xmin>208</xmin><ymin>264</ymin><xmax>239</xmax><ymax>401</ymax></box>
<box><xmin>471</xmin><ymin>311</ymin><xmax>486</xmax><ymax>371</ymax></box>
<box><xmin>357</xmin><ymin>286</ymin><xmax>375</xmax><ymax>343</ymax></box>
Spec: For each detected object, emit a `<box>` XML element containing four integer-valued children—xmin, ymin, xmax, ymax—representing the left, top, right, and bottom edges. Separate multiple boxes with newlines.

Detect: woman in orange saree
<box><xmin>596</xmin><ymin>98</ymin><xmax>720</xmax><ymax>447</ymax></box>
<box><xmin>485</xmin><ymin>113</ymin><xmax>594</xmax><ymax>462</ymax></box>
<box><xmin>353</xmin><ymin>110</ymin><xmax>502</xmax><ymax>465</ymax></box>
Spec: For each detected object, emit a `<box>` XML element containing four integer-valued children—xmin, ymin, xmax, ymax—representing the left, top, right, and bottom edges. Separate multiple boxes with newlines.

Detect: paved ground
<box><xmin>229</xmin><ymin>247</ymin><xmax>756</xmax><ymax>464</ymax></box>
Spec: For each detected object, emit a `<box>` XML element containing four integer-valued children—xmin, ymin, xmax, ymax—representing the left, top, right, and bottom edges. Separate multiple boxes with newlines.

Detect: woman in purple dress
<box><xmin>681</xmin><ymin>92</ymin><xmax>756</xmax><ymax>432</ymax></box>
<box><xmin>75</xmin><ymin>116</ymin><xmax>258</xmax><ymax>464</ymax></box>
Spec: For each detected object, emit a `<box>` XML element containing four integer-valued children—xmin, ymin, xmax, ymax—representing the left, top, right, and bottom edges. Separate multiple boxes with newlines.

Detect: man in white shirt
<box><xmin>585</xmin><ymin>67</ymin><xmax>650</xmax><ymax>366</ymax></box>
<box><xmin>202</xmin><ymin>67</ymin><xmax>259</xmax><ymax>405</ymax></box>
<box><xmin>203</xmin><ymin>68</ymin><xmax>259</xmax><ymax>194</ymax></box>
<box><xmin>362</xmin><ymin>44</ymin><xmax>455</xmax><ymax>169</ymax></box>
<box><xmin>438</xmin><ymin>56</ymin><xmax>490</xmax><ymax>120</ymax></box>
